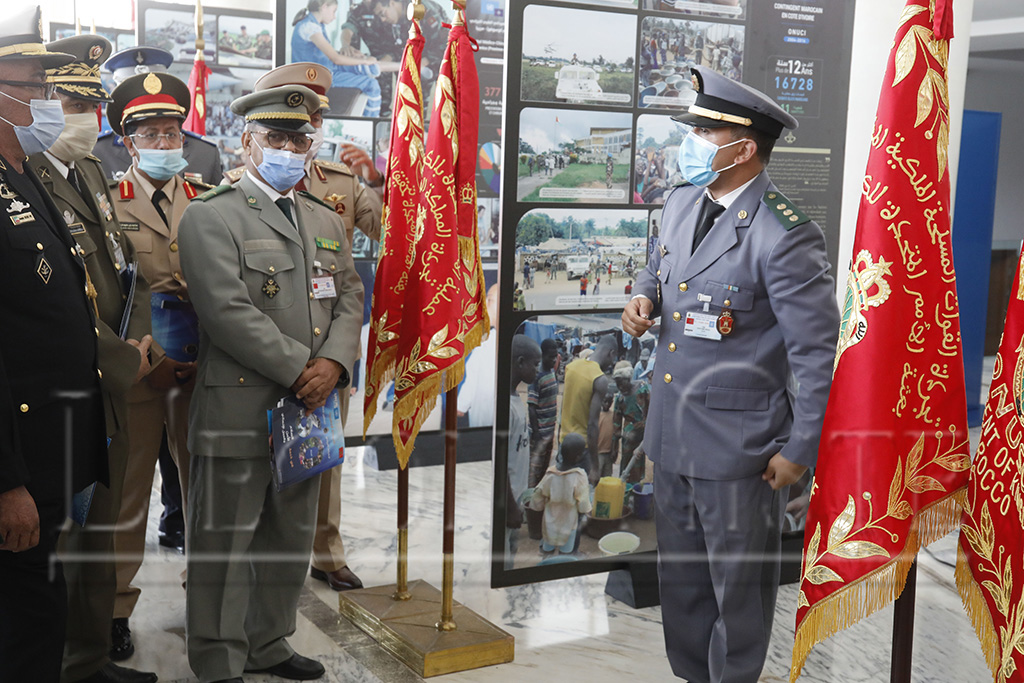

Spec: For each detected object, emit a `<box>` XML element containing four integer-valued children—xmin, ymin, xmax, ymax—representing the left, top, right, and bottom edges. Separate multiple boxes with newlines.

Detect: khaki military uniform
<box><xmin>226</xmin><ymin>158</ymin><xmax>381</xmax><ymax>574</ymax></box>
<box><xmin>111</xmin><ymin>165</ymin><xmax>204</xmax><ymax>619</ymax></box>
<box><xmin>32</xmin><ymin>152</ymin><xmax>154</xmax><ymax>681</ymax></box>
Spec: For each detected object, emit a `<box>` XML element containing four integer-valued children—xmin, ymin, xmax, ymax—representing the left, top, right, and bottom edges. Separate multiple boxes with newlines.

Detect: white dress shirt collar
<box><xmin>705</xmin><ymin>174</ymin><xmax>758</xmax><ymax>210</ymax></box>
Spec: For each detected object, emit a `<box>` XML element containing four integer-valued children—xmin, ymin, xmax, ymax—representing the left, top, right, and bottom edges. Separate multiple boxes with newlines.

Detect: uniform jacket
<box><xmin>177</xmin><ymin>173</ymin><xmax>363</xmax><ymax>459</ymax></box>
<box><xmin>0</xmin><ymin>155</ymin><xmax>108</xmax><ymax>497</ymax></box>
<box><xmin>634</xmin><ymin>171</ymin><xmax>839</xmax><ymax>480</ymax></box>
<box><xmin>225</xmin><ymin>159</ymin><xmax>382</xmax><ymax>244</ymax></box>
<box><xmin>92</xmin><ymin>130</ymin><xmax>223</xmax><ymax>185</ymax></box>
<box><xmin>31</xmin><ymin>153</ymin><xmax>154</xmax><ymax>444</ymax></box>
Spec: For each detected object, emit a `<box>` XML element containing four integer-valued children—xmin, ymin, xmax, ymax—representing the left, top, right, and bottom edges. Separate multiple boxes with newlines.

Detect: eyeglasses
<box><xmin>0</xmin><ymin>79</ymin><xmax>55</xmax><ymax>100</ymax></box>
<box><xmin>251</xmin><ymin>129</ymin><xmax>314</xmax><ymax>153</ymax></box>
<box><xmin>129</xmin><ymin>132</ymin><xmax>185</xmax><ymax>145</ymax></box>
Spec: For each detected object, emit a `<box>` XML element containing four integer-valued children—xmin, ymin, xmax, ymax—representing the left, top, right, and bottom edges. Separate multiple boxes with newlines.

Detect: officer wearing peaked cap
<box><xmin>93</xmin><ymin>45</ymin><xmax>222</xmax><ymax>185</ymax></box>
<box><xmin>104</xmin><ymin>70</ymin><xmax>209</xmax><ymax>663</ymax></box>
<box><xmin>622</xmin><ymin>66</ymin><xmax>840</xmax><ymax>683</ymax></box>
<box><xmin>30</xmin><ymin>33</ymin><xmax>159</xmax><ymax>683</ymax></box>
<box><xmin>178</xmin><ymin>85</ymin><xmax>363</xmax><ymax>681</ymax></box>
<box><xmin>0</xmin><ymin>8</ymin><xmax>108</xmax><ymax>681</ymax></box>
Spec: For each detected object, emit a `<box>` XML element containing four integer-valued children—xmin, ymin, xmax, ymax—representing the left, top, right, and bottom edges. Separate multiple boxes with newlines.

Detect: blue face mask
<box><xmin>677</xmin><ymin>132</ymin><xmax>748</xmax><ymax>187</ymax></box>
<box><xmin>135</xmin><ymin>148</ymin><xmax>188</xmax><ymax>181</ymax></box>
<box><xmin>255</xmin><ymin>140</ymin><xmax>307</xmax><ymax>192</ymax></box>
<box><xmin>0</xmin><ymin>92</ymin><xmax>65</xmax><ymax>156</ymax></box>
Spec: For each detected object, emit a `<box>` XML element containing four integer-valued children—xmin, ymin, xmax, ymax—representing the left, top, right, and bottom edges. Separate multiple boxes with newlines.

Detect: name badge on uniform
<box><xmin>684</xmin><ymin>311</ymin><xmax>722</xmax><ymax>341</ymax></box>
<box><xmin>311</xmin><ymin>275</ymin><xmax>337</xmax><ymax>299</ymax></box>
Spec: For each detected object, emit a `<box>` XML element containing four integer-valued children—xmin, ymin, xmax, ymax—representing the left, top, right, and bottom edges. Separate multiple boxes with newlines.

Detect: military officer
<box><xmin>105</xmin><ymin>71</ymin><xmax>208</xmax><ymax>662</ymax></box>
<box><xmin>179</xmin><ymin>85</ymin><xmax>363</xmax><ymax>682</ymax></box>
<box><xmin>621</xmin><ymin>67</ymin><xmax>840</xmax><ymax>683</ymax></box>
<box><xmin>0</xmin><ymin>9</ymin><xmax>108</xmax><ymax>681</ymax></box>
<box><xmin>93</xmin><ymin>46</ymin><xmax>222</xmax><ymax>185</ymax></box>
<box><xmin>31</xmin><ymin>33</ymin><xmax>160</xmax><ymax>683</ymax></box>
<box><xmin>225</xmin><ymin>62</ymin><xmax>381</xmax><ymax>593</ymax></box>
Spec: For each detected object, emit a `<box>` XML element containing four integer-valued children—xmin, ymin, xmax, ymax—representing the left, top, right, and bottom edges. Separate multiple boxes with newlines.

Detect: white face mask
<box><xmin>305</xmin><ymin>127</ymin><xmax>325</xmax><ymax>163</ymax></box>
<box><xmin>48</xmin><ymin>111</ymin><xmax>99</xmax><ymax>162</ymax></box>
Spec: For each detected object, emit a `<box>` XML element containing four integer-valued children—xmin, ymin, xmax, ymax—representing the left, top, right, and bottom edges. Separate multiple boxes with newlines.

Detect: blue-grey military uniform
<box><xmin>630</xmin><ymin>67</ymin><xmax>840</xmax><ymax>683</ymax></box>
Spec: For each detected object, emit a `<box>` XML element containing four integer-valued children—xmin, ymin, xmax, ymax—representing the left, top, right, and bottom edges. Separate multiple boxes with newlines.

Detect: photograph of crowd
<box><xmin>520</xmin><ymin>5</ymin><xmax>635</xmax><ymax>107</ymax></box>
<box><xmin>503</xmin><ymin>315</ymin><xmax>658</xmax><ymax>570</ymax></box>
<box><xmin>641</xmin><ymin>0</ymin><xmax>746</xmax><ymax>20</ymax></box>
<box><xmin>513</xmin><ymin>209</ymin><xmax>648</xmax><ymax>312</ymax></box>
<box><xmin>518</xmin><ymin>108</ymin><xmax>632</xmax><ymax>204</ymax></box>
<box><xmin>217</xmin><ymin>15</ymin><xmax>274</xmax><ymax>68</ymax></box>
<box><xmin>639</xmin><ymin>16</ymin><xmax>744</xmax><ymax>109</ymax></box>
<box><xmin>283</xmin><ymin>0</ymin><xmax>455</xmax><ymax>119</ymax></box>
<box><xmin>634</xmin><ymin>114</ymin><xmax>685</xmax><ymax>205</ymax></box>
<box><xmin>142</xmin><ymin>6</ymin><xmax>218</xmax><ymax>62</ymax></box>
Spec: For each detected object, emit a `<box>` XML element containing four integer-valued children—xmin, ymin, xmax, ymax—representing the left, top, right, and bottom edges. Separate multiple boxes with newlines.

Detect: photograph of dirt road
<box><xmin>518</xmin><ymin>108</ymin><xmax>633</xmax><ymax>204</ymax></box>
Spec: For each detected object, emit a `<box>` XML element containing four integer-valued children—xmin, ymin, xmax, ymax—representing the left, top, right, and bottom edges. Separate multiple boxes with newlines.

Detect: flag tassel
<box><xmin>791</xmin><ymin>487</ymin><xmax>965</xmax><ymax>681</ymax></box>
<box><xmin>955</xmin><ymin>544</ymin><xmax>1003</xmax><ymax>680</ymax></box>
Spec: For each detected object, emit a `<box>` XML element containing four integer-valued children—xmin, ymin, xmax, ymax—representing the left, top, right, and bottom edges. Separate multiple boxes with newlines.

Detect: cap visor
<box><xmin>55</xmin><ymin>85</ymin><xmax>112</xmax><ymax>103</ymax></box>
<box><xmin>254</xmin><ymin>119</ymin><xmax>315</xmax><ymax>134</ymax></box>
<box><xmin>0</xmin><ymin>50</ymin><xmax>75</xmax><ymax>69</ymax></box>
<box><xmin>670</xmin><ymin>111</ymin><xmax>733</xmax><ymax>128</ymax></box>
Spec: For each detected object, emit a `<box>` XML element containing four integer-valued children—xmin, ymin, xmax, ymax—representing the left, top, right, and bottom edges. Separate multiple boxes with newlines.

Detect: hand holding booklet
<box><xmin>268</xmin><ymin>388</ymin><xmax>345</xmax><ymax>492</ymax></box>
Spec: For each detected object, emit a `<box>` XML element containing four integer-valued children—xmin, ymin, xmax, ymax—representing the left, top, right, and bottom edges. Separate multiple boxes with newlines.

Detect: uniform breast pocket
<box><xmin>125</xmin><ymin>231</ymin><xmax>153</xmax><ymax>254</ymax></box>
<box><xmin>658</xmin><ymin>257</ymin><xmax>673</xmax><ymax>284</ymax></box>
<box><xmin>703</xmin><ymin>280</ymin><xmax>755</xmax><ymax>311</ymax></box>
<box><xmin>313</xmin><ymin>252</ymin><xmax>342</xmax><ymax>310</ymax></box>
<box><xmin>243</xmin><ymin>249</ymin><xmax>296</xmax><ymax>309</ymax></box>
<box><xmin>74</xmin><ymin>233</ymin><xmax>99</xmax><ymax>258</ymax></box>
<box><xmin>4</xmin><ymin>225</ymin><xmax>61</xmax><ymax>284</ymax></box>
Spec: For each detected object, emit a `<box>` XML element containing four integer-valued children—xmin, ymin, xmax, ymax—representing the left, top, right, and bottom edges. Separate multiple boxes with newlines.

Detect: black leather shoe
<box><xmin>245</xmin><ymin>653</ymin><xmax>325</xmax><ymax>680</ymax></box>
<box><xmin>310</xmin><ymin>565</ymin><xmax>362</xmax><ymax>591</ymax></box>
<box><xmin>75</xmin><ymin>662</ymin><xmax>158</xmax><ymax>683</ymax></box>
<box><xmin>110</xmin><ymin>618</ymin><xmax>134</xmax><ymax>661</ymax></box>
<box><xmin>158</xmin><ymin>530</ymin><xmax>185</xmax><ymax>552</ymax></box>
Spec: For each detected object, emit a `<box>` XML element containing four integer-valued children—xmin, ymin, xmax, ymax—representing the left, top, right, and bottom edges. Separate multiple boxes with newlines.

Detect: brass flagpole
<box><xmin>194</xmin><ymin>0</ymin><xmax>205</xmax><ymax>61</ymax></box>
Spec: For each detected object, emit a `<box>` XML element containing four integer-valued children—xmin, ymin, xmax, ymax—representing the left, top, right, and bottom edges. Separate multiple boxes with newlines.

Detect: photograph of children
<box><xmin>638</xmin><ymin>17</ymin><xmax>744</xmax><ymax>110</ymax></box>
<box><xmin>520</xmin><ymin>5</ymin><xmax>636</xmax><ymax>107</ymax></box>
<box><xmin>217</xmin><ymin>15</ymin><xmax>274</xmax><ymax>68</ymax></box>
<box><xmin>514</xmin><ymin>209</ymin><xmax>648</xmax><ymax>311</ymax></box>
<box><xmin>517</xmin><ymin>108</ymin><xmax>633</xmax><ymax>204</ymax></box>
<box><xmin>641</xmin><ymin>0</ymin><xmax>746</xmax><ymax>20</ymax></box>
<box><xmin>477</xmin><ymin>197</ymin><xmax>501</xmax><ymax>261</ymax></box>
<box><xmin>283</xmin><ymin>0</ymin><xmax>454</xmax><ymax>119</ymax></box>
<box><xmin>502</xmin><ymin>315</ymin><xmax>658</xmax><ymax>570</ymax></box>
<box><xmin>142</xmin><ymin>6</ymin><xmax>218</xmax><ymax>62</ymax></box>
<box><xmin>634</xmin><ymin>115</ymin><xmax>685</xmax><ymax>205</ymax></box>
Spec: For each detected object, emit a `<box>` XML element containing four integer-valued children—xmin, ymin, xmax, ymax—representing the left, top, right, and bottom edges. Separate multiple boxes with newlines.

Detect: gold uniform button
<box><xmin>238</xmin><ymin>377</ymin><xmax>245</xmax><ymax>385</ymax></box>
<box><xmin>768</xmin><ymin>192</ymin><xmax>777</xmax><ymax>200</ymax></box>
<box><xmin>94</xmin><ymin>327</ymin><xmax>99</xmax><ymax>337</ymax></box>
<box><xmin>672</xmin><ymin>312</ymin><xmax>682</xmax><ymax>322</ymax></box>
<box><xmin>737</xmin><ymin>210</ymin><xmax>748</xmax><ymax>220</ymax></box>
<box><xmin>664</xmin><ymin>373</ymin><xmax>672</xmax><ymax>384</ymax></box>
<box><xmin>173</xmin><ymin>271</ymin><xmax>182</xmax><ymax>281</ymax></box>
<box><xmin>314</xmin><ymin>327</ymin><xmax>322</xmax><ymax>336</ymax></box>
<box><xmin>724</xmin><ymin>299</ymin><xmax>731</xmax><ymax>307</ymax></box>
<box><xmin>19</xmin><ymin>403</ymin><xmax>29</xmax><ymax>413</ymax></box>
<box><xmin>790</xmin><ymin>215</ymin><xmax>799</xmax><ymax>222</ymax></box>
<box><xmin>656</xmin><ymin>269</ymin><xmax>661</xmax><ymax>277</ymax></box>
<box><xmin>329</xmin><ymin>264</ymin><xmax>336</xmax><ymax>272</ymax></box>
<box><xmin>777</xmin><ymin>203</ymin><xmax>787</xmax><ymax>211</ymax></box>
<box><xmin>35</xmin><ymin>242</ymin><xmax>43</xmax><ymax>251</ymax></box>
<box><xmin>668</xmin><ymin>342</ymin><xmax>677</xmax><ymax>352</ymax></box>
<box><xmin>97</xmin><ymin>369</ymin><xmax>103</xmax><ymax>379</ymax></box>
<box><xmin>170</xmin><ymin>242</ymin><xmax>178</xmax><ymax>252</ymax></box>
<box><xmin>71</xmin><ymin>247</ymin><xmax>78</xmax><ymax>256</ymax></box>
<box><xmin>309</xmin><ymin>291</ymin><xmax>315</xmax><ymax>300</ymax></box>
<box><xmin>115</xmin><ymin>263</ymin><xmax>121</xmax><ymax>271</ymax></box>
<box><xmin>269</xmin><ymin>265</ymin><xmax>276</xmax><ymax>273</ymax></box>
<box><xmin>115</xmin><ymin>231</ymin><xmax>121</xmax><ymax>238</ymax></box>
<box><xmin>679</xmin><ymin>282</ymin><xmax>688</xmax><ymax>292</ymax></box>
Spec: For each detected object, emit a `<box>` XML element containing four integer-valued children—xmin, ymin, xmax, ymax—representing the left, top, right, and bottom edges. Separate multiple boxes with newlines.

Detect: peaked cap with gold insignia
<box><xmin>46</xmin><ymin>34</ymin><xmax>113</xmax><ymax>103</ymax></box>
<box><xmin>0</xmin><ymin>6</ymin><xmax>74</xmax><ymax>68</ymax></box>
<box><xmin>230</xmin><ymin>85</ymin><xmax>318</xmax><ymax>134</ymax></box>
<box><xmin>254</xmin><ymin>62</ymin><xmax>331</xmax><ymax>111</ymax></box>
<box><xmin>107</xmin><ymin>71</ymin><xmax>190</xmax><ymax>136</ymax></box>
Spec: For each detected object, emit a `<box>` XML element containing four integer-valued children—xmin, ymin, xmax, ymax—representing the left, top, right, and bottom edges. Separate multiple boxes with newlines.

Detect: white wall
<box><xmin>962</xmin><ymin>57</ymin><xmax>1024</xmax><ymax>246</ymax></box>
<box><xmin>839</xmin><ymin>0</ymin><xmax>975</xmax><ymax>297</ymax></box>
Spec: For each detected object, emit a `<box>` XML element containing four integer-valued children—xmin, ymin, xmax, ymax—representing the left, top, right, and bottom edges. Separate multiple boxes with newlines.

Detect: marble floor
<box><xmin>123</xmin><ymin>362</ymin><xmax>998</xmax><ymax>683</ymax></box>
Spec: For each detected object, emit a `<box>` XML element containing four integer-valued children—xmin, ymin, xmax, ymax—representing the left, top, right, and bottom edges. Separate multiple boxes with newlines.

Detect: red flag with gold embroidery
<box><xmin>183</xmin><ymin>54</ymin><xmax>210</xmax><ymax>136</ymax></box>
<box><xmin>957</xmin><ymin>247</ymin><xmax>1024</xmax><ymax>683</ymax></box>
<box><xmin>363</xmin><ymin>22</ymin><xmax>426</xmax><ymax>439</ymax></box>
<box><xmin>791</xmin><ymin>1</ymin><xmax>968</xmax><ymax>678</ymax></box>
<box><xmin>392</xmin><ymin>16</ymin><xmax>489</xmax><ymax>466</ymax></box>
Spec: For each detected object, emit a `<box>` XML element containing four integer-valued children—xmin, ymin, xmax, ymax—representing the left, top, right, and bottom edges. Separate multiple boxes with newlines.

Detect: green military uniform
<box><xmin>180</xmin><ymin>86</ymin><xmax>363</xmax><ymax>680</ymax></box>
<box><xmin>32</xmin><ymin>34</ymin><xmax>159</xmax><ymax>683</ymax></box>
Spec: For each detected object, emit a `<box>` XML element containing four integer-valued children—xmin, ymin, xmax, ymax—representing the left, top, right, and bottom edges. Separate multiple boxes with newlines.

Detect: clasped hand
<box><xmin>291</xmin><ymin>357</ymin><xmax>342</xmax><ymax>412</ymax></box>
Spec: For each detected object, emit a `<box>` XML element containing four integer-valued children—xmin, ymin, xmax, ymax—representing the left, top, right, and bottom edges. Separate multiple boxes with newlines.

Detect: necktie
<box><xmin>275</xmin><ymin>197</ymin><xmax>295</xmax><ymax>227</ymax></box>
<box><xmin>151</xmin><ymin>189</ymin><xmax>169</xmax><ymax>226</ymax></box>
<box><xmin>68</xmin><ymin>166</ymin><xmax>82</xmax><ymax>194</ymax></box>
<box><xmin>692</xmin><ymin>196</ymin><xmax>725</xmax><ymax>253</ymax></box>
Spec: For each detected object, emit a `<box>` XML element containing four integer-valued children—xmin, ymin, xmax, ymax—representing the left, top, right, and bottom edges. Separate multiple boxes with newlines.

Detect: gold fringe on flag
<box><xmin>955</xmin><ymin>544</ymin><xmax>1002</xmax><ymax>681</ymax></box>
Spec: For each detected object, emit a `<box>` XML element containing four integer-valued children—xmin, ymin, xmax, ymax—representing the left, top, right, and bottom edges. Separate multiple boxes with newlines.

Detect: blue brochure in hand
<box><xmin>268</xmin><ymin>388</ymin><xmax>345</xmax><ymax>492</ymax></box>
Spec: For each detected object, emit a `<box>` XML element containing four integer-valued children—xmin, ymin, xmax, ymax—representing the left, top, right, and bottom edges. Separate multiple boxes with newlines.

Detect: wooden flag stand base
<box><xmin>339</xmin><ymin>580</ymin><xmax>514</xmax><ymax>677</ymax></box>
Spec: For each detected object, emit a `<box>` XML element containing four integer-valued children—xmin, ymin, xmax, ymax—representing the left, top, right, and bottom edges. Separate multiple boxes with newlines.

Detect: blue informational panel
<box><xmin>952</xmin><ymin>109</ymin><xmax>1002</xmax><ymax>426</ymax></box>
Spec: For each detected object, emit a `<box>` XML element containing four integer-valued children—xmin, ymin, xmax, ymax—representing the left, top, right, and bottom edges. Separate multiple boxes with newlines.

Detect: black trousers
<box><xmin>0</xmin><ymin>495</ymin><xmax>67</xmax><ymax>682</ymax></box>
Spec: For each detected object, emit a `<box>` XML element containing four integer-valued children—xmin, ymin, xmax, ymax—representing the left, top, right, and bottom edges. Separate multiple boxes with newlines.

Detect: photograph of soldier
<box><xmin>639</xmin><ymin>17</ymin><xmax>744</xmax><ymax>110</ymax></box>
<box><xmin>515</xmin><ymin>209</ymin><xmax>648</xmax><ymax>311</ymax></box>
<box><xmin>634</xmin><ymin>114</ymin><xmax>685</xmax><ymax>204</ymax></box>
<box><xmin>141</xmin><ymin>7</ymin><xmax>218</xmax><ymax>62</ymax></box>
<box><xmin>641</xmin><ymin>0</ymin><xmax>746</xmax><ymax>20</ymax></box>
<box><xmin>502</xmin><ymin>315</ymin><xmax>658</xmax><ymax>570</ymax></box>
<box><xmin>217</xmin><ymin>16</ymin><xmax>274</xmax><ymax>68</ymax></box>
<box><xmin>517</xmin><ymin>108</ymin><xmax>633</xmax><ymax>204</ymax></box>
<box><xmin>520</xmin><ymin>5</ymin><xmax>635</xmax><ymax>107</ymax></box>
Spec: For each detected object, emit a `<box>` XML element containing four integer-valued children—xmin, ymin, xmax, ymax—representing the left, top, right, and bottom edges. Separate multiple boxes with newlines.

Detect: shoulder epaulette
<box><xmin>118</xmin><ymin>179</ymin><xmax>133</xmax><ymax>200</ymax></box>
<box><xmin>84</xmin><ymin>154</ymin><xmax>101</xmax><ymax>162</ymax></box>
<box><xmin>184</xmin><ymin>179</ymin><xmax>214</xmax><ymax>199</ymax></box>
<box><xmin>196</xmin><ymin>184</ymin><xmax>235</xmax><ymax>201</ymax></box>
<box><xmin>298</xmin><ymin>190</ymin><xmax>334</xmax><ymax>211</ymax></box>
<box><xmin>224</xmin><ymin>167</ymin><xmax>245</xmax><ymax>184</ymax></box>
<box><xmin>763</xmin><ymin>189</ymin><xmax>810</xmax><ymax>230</ymax></box>
<box><xmin>314</xmin><ymin>159</ymin><xmax>354</xmax><ymax>176</ymax></box>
